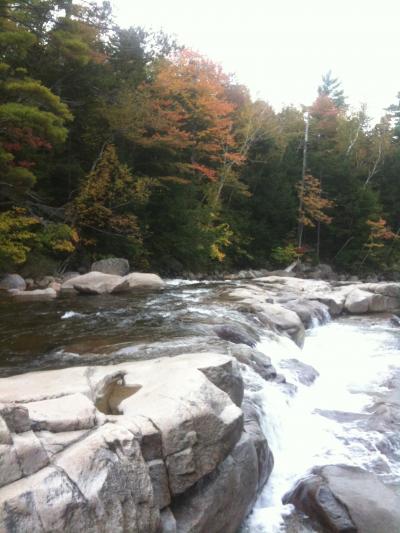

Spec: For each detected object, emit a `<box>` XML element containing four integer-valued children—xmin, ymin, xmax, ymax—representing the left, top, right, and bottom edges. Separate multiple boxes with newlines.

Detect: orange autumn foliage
<box><xmin>297</xmin><ymin>173</ymin><xmax>334</xmax><ymax>228</ymax></box>
<box><xmin>138</xmin><ymin>49</ymin><xmax>244</xmax><ymax>183</ymax></box>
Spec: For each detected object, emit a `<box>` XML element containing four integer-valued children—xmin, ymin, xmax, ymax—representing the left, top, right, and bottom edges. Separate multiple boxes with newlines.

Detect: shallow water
<box><xmin>0</xmin><ymin>279</ymin><xmax>242</xmax><ymax>376</ymax></box>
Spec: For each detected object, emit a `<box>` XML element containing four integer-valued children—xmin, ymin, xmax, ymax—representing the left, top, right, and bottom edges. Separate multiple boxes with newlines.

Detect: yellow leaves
<box><xmin>365</xmin><ymin>218</ymin><xmax>397</xmax><ymax>251</ymax></box>
<box><xmin>36</xmin><ymin>223</ymin><xmax>78</xmax><ymax>256</ymax></box>
<box><xmin>297</xmin><ymin>174</ymin><xmax>334</xmax><ymax>228</ymax></box>
<box><xmin>210</xmin><ymin>243</ymin><xmax>225</xmax><ymax>261</ymax></box>
<box><xmin>0</xmin><ymin>208</ymin><xmax>39</xmax><ymax>266</ymax></box>
<box><xmin>209</xmin><ymin>222</ymin><xmax>233</xmax><ymax>262</ymax></box>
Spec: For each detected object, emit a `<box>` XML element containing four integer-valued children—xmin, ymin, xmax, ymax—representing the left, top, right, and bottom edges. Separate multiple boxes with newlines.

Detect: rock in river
<box><xmin>283</xmin><ymin>464</ymin><xmax>400</xmax><ymax>533</ymax></box>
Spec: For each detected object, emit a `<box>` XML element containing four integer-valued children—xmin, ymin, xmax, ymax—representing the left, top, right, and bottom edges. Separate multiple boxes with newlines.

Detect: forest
<box><xmin>2</xmin><ymin>0</ymin><xmax>400</xmax><ymax>277</ymax></box>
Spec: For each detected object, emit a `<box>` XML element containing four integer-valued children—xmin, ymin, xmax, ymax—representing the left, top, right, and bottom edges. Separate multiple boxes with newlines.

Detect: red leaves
<box><xmin>191</xmin><ymin>163</ymin><xmax>217</xmax><ymax>181</ymax></box>
<box><xmin>137</xmin><ymin>49</ymin><xmax>243</xmax><ymax>183</ymax></box>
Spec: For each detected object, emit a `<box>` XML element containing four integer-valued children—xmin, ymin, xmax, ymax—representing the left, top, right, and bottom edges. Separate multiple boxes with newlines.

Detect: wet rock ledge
<box><xmin>0</xmin><ymin>353</ymin><xmax>272</xmax><ymax>533</ymax></box>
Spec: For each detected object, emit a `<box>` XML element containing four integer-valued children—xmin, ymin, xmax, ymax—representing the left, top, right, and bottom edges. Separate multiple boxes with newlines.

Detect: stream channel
<box><xmin>1</xmin><ymin>278</ymin><xmax>399</xmax><ymax>532</ymax></box>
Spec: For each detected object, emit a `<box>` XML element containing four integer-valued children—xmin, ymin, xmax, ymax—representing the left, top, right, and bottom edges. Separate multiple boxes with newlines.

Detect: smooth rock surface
<box><xmin>0</xmin><ymin>352</ymin><xmax>270</xmax><ymax>533</ymax></box>
<box><xmin>0</xmin><ymin>274</ymin><xmax>26</xmax><ymax>291</ymax></box>
<box><xmin>214</xmin><ymin>324</ymin><xmax>259</xmax><ymax>347</ymax></box>
<box><xmin>284</xmin><ymin>464</ymin><xmax>400</xmax><ymax>533</ymax></box>
<box><xmin>91</xmin><ymin>257</ymin><xmax>130</xmax><ymax>276</ymax></box>
<box><xmin>61</xmin><ymin>271</ymin><xmax>129</xmax><ymax>294</ymax></box>
<box><xmin>10</xmin><ymin>287</ymin><xmax>57</xmax><ymax>300</ymax></box>
<box><xmin>123</xmin><ymin>272</ymin><xmax>165</xmax><ymax>290</ymax></box>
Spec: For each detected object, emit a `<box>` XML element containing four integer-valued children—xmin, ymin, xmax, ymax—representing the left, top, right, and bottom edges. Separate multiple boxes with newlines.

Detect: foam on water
<box><xmin>61</xmin><ymin>311</ymin><xmax>84</xmax><ymax>319</ymax></box>
<box><xmin>245</xmin><ymin>318</ymin><xmax>400</xmax><ymax>532</ymax></box>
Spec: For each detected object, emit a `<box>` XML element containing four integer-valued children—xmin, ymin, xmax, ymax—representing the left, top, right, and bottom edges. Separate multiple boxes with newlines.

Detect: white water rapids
<box><xmin>243</xmin><ymin>315</ymin><xmax>400</xmax><ymax>532</ymax></box>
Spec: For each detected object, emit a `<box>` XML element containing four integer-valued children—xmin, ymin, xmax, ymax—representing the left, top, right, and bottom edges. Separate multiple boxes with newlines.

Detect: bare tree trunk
<box><xmin>364</xmin><ymin>138</ymin><xmax>382</xmax><ymax>187</ymax></box>
<box><xmin>297</xmin><ymin>112</ymin><xmax>309</xmax><ymax>248</ymax></box>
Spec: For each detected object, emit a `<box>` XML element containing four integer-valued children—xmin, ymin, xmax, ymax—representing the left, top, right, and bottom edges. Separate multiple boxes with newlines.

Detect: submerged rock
<box><xmin>283</xmin><ymin>464</ymin><xmax>400</xmax><ymax>533</ymax></box>
<box><xmin>279</xmin><ymin>358</ymin><xmax>319</xmax><ymax>385</ymax></box>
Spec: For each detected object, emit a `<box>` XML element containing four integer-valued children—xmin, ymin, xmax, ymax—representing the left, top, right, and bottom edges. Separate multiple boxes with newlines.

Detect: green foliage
<box><xmin>271</xmin><ymin>244</ymin><xmax>301</xmax><ymax>267</ymax></box>
<box><xmin>36</xmin><ymin>223</ymin><xmax>78</xmax><ymax>255</ymax></box>
<box><xmin>72</xmin><ymin>144</ymin><xmax>151</xmax><ymax>265</ymax></box>
<box><xmin>0</xmin><ymin>208</ymin><xmax>38</xmax><ymax>269</ymax></box>
<box><xmin>1</xmin><ymin>0</ymin><xmax>400</xmax><ymax>276</ymax></box>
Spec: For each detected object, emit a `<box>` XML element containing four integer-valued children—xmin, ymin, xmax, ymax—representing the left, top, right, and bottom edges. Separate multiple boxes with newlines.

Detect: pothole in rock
<box><xmin>96</xmin><ymin>379</ymin><xmax>142</xmax><ymax>415</ymax></box>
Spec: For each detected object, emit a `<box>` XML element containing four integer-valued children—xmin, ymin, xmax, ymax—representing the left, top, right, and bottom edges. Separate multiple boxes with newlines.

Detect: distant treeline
<box><xmin>2</xmin><ymin>0</ymin><xmax>400</xmax><ymax>276</ymax></box>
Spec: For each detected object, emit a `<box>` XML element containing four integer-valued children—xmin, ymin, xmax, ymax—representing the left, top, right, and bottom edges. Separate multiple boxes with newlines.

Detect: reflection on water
<box><xmin>0</xmin><ymin>280</ymin><xmax>241</xmax><ymax>376</ymax></box>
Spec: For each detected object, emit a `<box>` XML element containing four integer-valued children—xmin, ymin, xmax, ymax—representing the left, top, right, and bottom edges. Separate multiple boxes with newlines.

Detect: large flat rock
<box><xmin>0</xmin><ymin>352</ymin><xmax>270</xmax><ymax>532</ymax></box>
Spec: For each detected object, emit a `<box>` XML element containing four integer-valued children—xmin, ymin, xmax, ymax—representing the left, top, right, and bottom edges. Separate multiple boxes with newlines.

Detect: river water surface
<box><xmin>1</xmin><ymin>279</ymin><xmax>399</xmax><ymax>532</ymax></box>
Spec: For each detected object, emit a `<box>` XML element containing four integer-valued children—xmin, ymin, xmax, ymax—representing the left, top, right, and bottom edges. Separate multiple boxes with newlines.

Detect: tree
<box><xmin>71</xmin><ymin>144</ymin><xmax>151</xmax><ymax>265</ymax></box>
<box><xmin>318</xmin><ymin>71</ymin><xmax>347</xmax><ymax>110</ymax></box>
<box><xmin>0</xmin><ymin>1</ymin><xmax>72</xmax><ymax>200</ymax></box>
<box><xmin>297</xmin><ymin>173</ymin><xmax>333</xmax><ymax>250</ymax></box>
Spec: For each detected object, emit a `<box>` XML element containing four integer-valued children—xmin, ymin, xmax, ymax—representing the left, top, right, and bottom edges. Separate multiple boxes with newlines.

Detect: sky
<box><xmin>112</xmin><ymin>0</ymin><xmax>400</xmax><ymax>122</ymax></box>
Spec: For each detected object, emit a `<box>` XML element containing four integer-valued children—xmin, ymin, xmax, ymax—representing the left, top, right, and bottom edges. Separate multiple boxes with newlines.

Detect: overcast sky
<box><xmin>113</xmin><ymin>0</ymin><xmax>400</xmax><ymax>122</ymax></box>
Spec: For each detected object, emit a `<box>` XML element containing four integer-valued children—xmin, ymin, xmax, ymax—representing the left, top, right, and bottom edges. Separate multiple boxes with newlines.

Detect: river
<box><xmin>1</xmin><ymin>279</ymin><xmax>399</xmax><ymax>532</ymax></box>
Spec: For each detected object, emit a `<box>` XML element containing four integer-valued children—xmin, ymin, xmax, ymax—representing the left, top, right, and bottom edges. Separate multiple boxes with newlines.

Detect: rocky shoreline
<box><xmin>1</xmin><ymin>270</ymin><xmax>400</xmax><ymax>532</ymax></box>
<box><xmin>0</xmin><ymin>353</ymin><xmax>272</xmax><ymax>532</ymax></box>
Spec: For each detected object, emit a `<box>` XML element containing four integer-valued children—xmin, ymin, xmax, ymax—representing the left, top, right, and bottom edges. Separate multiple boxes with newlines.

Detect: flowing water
<box><xmin>1</xmin><ymin>279</ymin><xmax>400</xmax><ymax>532</ymax></box>
<box><xmin>244</xmin><ymin>315</ymin><xmax>400</xmax><ymax>532</ymax></box>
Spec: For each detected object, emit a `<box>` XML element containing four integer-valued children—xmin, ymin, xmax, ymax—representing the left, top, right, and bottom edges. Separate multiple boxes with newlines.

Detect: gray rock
<box><xmin>0</xmin><ymin>351</ymin><xmax>272</xmax><ymax>533</ymax></box>
<box><xmin>61</xmin><ymin>271</ymin><xmax>80</xmax><ymax>282</ymax></box>
<box><xmin>0</xmin><ymin>274</ymin><xmax>26</xmax><ymax>291</ymax></box>
<box><xmin>54</xmin><ymin>423</ymin><xmax>160</xmax><ymax>532</ymax></box>
<box><xmin>345</xmin><ymin>287</ymin><xmax>400</xmax><ymax>314</ymax></box>
<box><xmin>0</xmin><ymin>444</ymin><xmax>22</xmax><ymax>488</ymax></box>
<box><xmin>12</xmin><ymin>431</ymin><xmax>49</xmax><ymax>476</ymax></box>
<box><xmin>171</xmin><ymin>433</ymin><xmax>259</xmax><ymax>533</ymax></box>
<box><xmin>283</xmin><ymin>464</ymin><xmax>400</xmax><ymax>533</ymax></box>
<box><xmin>0</xmin><ymin>416</ymin><xmax>11</xmax><ymax>445</ymax></box>
<box><xmin>11</xmin><ymin>287</ymin><xmax>57</xmax><ymax>300</ymax></box>
<box><xmin>214</xmin><ymin>324</ymin><xmax>259</xmax><ymax>347</ymax></box>
<box><xmin>0</xmin><ymin>465</ymin><xmax>94</xmax><ymax>531</ymax></box>
<box><xmin>256</xmin><ymin>303</ymin><xmax>305</xmax><ymax>347</ymax></box>
<box><xmin>123</xmin><ymin>272</ymin><xmax>165</xmax><ymax>290</ymax></box>
<box><xmin>24</xmin><ymin>278</ymin><xmax>34</xmax><ymax>290</ymax></box>
<box><xmin>61</xmin><ymin>271</ymin><xmax>129</xmax><ymax>295</ymax></box>
<box><xmin>91</xmin><ymin>257</ymin><xmax>130</xmax><ymax>276</ymax></box>
<box><xmin>0</xmin><ymin>404</ymin><xmax>30</xmax><ymax>433</ymax></box>
<box><xmin>283</xmin><ymin>299</ymin><xmax>329</xmax><ymax>328</ymax></box>
<box><xmin>279</xmin><ymin>358</ymin><xmax>319</xmax><ymax>385</ymax></box>
<box><xmin>160</xmin><ymin>508</ymin><xmax>177</xmax><ymax>533</ymax></box>
<box><xmin>27</xmin><ymin>393</ymin><xmax>97</xmax><ymax>432</ymax></box>
<box><xmin>227</xmin><ymin>344</ymin><xmax>278</xmax><ymax>381</ymax></box>
<box><xmin>36</xmin><ymin>276</ymin><xmax>55</xmax><ymax>289</ymax></box>
<box><xmin>147</xmin><ymin>459</ymin><xmax>171</xmax><ymax>509</ymax></box>
<box><xmin>242</xmin><ymin>399</ymin><xmax>273</xmax><ymax>488</ymax></box>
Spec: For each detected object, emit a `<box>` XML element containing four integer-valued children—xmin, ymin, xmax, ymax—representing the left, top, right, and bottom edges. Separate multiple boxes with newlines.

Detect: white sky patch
<box><xmin>112</xmin><ymin>0</ymin><xmax>400</xmax><ymax>123</ymax></box>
